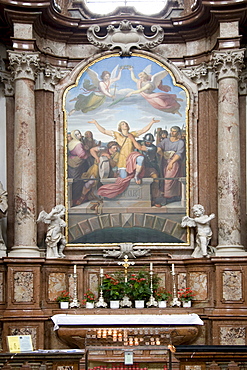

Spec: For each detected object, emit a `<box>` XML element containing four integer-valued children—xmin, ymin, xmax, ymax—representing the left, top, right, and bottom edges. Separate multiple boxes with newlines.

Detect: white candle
<box><xmin>150</xmin><ymin>262</ymin><xmax>153</xmax><ymax>271</ymax></box>
<box><xmin>74</xmin><ymin>265</ymin><xmax>77</xmax><ymax>274</ymax></box>
<box><xmin>100</xmin><ymin>268</ymin><xmax>103</xmax><ymax>275</ymax></box>
<box><xmin>172</xmin><ymin>264</ymin><xmax>175</xmax><ymax>273</ymax></box>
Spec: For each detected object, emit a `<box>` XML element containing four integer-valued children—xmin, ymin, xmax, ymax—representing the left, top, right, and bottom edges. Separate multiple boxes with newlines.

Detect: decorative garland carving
<box><xmin>87</xmin><ymin>20</ymin><xmax>164</xmax><ymax>56</ymax></box>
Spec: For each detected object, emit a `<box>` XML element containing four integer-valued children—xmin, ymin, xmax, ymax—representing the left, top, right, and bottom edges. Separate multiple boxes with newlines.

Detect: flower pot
<box><xmin>60</xmin><ymin>301</ymin><xmax>69</xmax><ymax>309</ymax></box>
<box><xmin>135</xmin><ymin>300</ymin><xmax>145</xmax><ymax>309</ymax></box>
<box><xmin>158</xmin><ymin>300</ymin><xmax>167</xmax><ymax>308</ymax></box>
<box><xmin>86</xmin><ymin>302</ymin><xmax>94</xmax><ymax>309</ymax></box>
<box><xmin>110</xmin><ymin>300</ymin><xmax>120</xmax><ymax>309</ymax></box>
<box><xmin>182</xmin><ymin>301</ymin><xmax>192</xmax><ymax>308</ymax></box>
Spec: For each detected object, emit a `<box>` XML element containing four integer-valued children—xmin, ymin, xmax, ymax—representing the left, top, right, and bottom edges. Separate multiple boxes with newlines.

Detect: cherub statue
<box><xmin>0</xmin><ymin>182</ymin><xmax>8</xmax><ymax>256</ymax></box>
<box><xmin>181</xmin><ymin>204</ymin><xmax>215</xmax><ymax>258</ymax></box>
<box><xmin>37</xmin><ymin>205</ymin><xmax>66</xmax><ymax>258</ymax></box>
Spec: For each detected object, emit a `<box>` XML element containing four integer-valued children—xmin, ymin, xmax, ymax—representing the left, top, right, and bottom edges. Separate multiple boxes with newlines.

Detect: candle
<box><xmin>150</xmin><ymin>262</ymin><xmax>153</xmax><ymax>271</ymax></box>
<box><xmin>74</xmin><ymin>265</ymin><xmax>77</xmax><ymax>274</ymax></box>
<box><xmin>100</xmin><ymin>268</ymin><xmax>103</xmax><ymax>275</ymax></box>
<box><xmin>172</xmin><ymin>264</ymin><xmax>175</xmax><ymax>273</ymax></box>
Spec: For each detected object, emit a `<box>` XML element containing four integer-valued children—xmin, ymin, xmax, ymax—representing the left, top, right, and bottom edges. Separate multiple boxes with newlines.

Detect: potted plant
<box><xmin>178</xmin><ymin>287</ymin><xmax>195</xmax><ymax>307</ymax></box>
<box><xmin>55</xmin><ymin>290</ymin><xmax>71</xmax><ymax>309</ymax></box>
<box><xmin>101</xmin><ymin>273</ymin><xmax>125</xmax><ymax>308</ymax></box>
<box><xmin>127</xmin><ymin>270</ymin><xmax>152</xmax><ymax>308</ymax></box>
<box><xmin>82</xmin><ymin>290</ymin><xmax>96</xmax><ymax>309</ymax></box>
<box><xmin>154</xmin><ymin>287</ymin><xmax>172</xmax><ymax>308</ymax></box>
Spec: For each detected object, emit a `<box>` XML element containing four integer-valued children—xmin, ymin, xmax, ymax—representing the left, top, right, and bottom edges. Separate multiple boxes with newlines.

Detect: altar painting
<box><xmin>64</xmin><ymin>54</ymin><xmax>189</xmax><ymax>245</ymax></box>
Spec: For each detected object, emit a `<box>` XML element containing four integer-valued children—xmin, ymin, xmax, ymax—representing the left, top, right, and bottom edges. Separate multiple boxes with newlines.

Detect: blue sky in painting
<box><xmin>65</xmin><ymin>55</ymin><xmax>187</xmax><ymax>143</ymax></box>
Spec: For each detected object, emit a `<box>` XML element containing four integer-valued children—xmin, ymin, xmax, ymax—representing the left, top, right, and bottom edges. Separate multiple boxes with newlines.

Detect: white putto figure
<box><xmin>181</xmin><ymin>204</ymin><xmax>215</xmax><ymax>258</ymax></box>
<box><xmin>37</xmin><ymin>205</ymin><xmax>66</xmax><ymax>258</ymax></box>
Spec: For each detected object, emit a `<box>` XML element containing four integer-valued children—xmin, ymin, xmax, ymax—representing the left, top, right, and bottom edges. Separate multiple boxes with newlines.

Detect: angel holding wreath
<box><xmin>126</xmin><ymin>65</ymin><xmax>183</xmax><ymax>116</ymax></box>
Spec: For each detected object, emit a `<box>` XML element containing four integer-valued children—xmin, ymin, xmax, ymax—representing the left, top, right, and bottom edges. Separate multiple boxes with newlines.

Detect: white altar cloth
<box><xmin>51</xmin><ymin>314</ymin><xmax>203</xmax><ymax>330</ymax></box>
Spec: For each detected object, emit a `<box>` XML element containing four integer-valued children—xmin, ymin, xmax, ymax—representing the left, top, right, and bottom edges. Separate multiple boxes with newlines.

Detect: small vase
<box><xmin>110</xmin><ymin>300</ymin><xmax>120</xmax><ymax>309</ymax></box>
<box><xmin>86</xmin><ymin>302</ymin><xmax>94</xmax><ymax>309</ymax></box>
<box><xmin>182</xmin><ymin>301</ymin><xmax>192</xmax><ymax>308</ymax></box>
<box><xmin>135</xmin><ymin>300</ymin><xmax>145</xmax><ymax>309</ymax></box>
<box><xmin>60</xmin><ymin>301</ymin><xmax>69</xmax><ymax>309</ymax></box>
<box><xmin>158</xmin><ymin>301</ymin><xmax>167</xmax><ymax>308</ymax></box>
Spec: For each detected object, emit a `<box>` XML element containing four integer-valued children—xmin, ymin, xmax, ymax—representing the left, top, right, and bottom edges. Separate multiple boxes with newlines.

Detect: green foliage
<box><xmin>55</xmin><ymin>290</ymin><xmax>71</xmax><ymax>302</ymax></box>
<box><xmin>82</xmin><ymin>290</ymin><xmax>96</xmax><ymax>304</ymax></box>
<box><xmin>154</xmin><ymin>287</ymin><xmax>172</xmax><ymax>301</ymax></box>
<box><xmin>178</xmin><ymin>287</ymin><xmax>195</xmax><ymax>302</ymax></box>
<box><xmin>127</xmin><ymin>270</ymin><xmax>152</xmax><ymax>301</ymax></box>
<box><xmin>101</xmin><ymin>272</ymin><xmax>125</xmax><ymax>301</ymax></box>
<box><xmin>100</xmin><ymin>268</ymin><xmax>170</xmax><ymax>304</ymax></box>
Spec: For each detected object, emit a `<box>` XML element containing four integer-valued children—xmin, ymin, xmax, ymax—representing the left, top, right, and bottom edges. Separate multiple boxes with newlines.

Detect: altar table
<box><xmin>51</xmin><ymin>313</ymin><xmax>203</xmax><ymax>348</ymax></box>
<box><xmin>52</xmin><ymin>313</ymin><xmax>203</xmax><ymax>330</ymax></box>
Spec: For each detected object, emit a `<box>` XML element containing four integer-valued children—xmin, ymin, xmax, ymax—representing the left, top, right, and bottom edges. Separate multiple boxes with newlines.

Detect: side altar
<box><xmin>51</xmin><ymin>312</ymin><xmax>203</xmax><ymax>349</ymax></box>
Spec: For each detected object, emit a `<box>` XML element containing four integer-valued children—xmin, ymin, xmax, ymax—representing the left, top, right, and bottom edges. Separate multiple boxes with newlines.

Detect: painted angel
<box><xmin>37</xmin><ymin>205</ymin><xmax>66</xmax><ymax>258</ymax></box>
<box><xmin>68</xmin><ymin>65</ymin><xmax>123</xmax><ymax>115</ymax></box>
<box><xmin>181</xmin><ymin>204</ymin><xmax>215</xmax><ymax>258</ymax></box>
<box><xmin>126</xmin><ymin>64</ymin><xmax>183</xmax><ymax>116</ymax></box>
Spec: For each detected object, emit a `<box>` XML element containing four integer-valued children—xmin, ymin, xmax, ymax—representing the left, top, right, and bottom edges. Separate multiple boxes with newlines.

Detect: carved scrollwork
<box><xmin>87</xmin><ymin>20</ymin><xmax>164</xmax><ymax>56</ymax></box>
<box><xmin>103</xmin><ymin>242</ymin><xmax>150</xmax><ymax>258</ymax></box>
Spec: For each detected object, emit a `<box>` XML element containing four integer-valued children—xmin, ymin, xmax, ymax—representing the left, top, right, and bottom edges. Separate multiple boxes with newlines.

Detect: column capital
<box><xmin>181</xmin><ymin>62</ymin><xmax>217</xmax><ymax>91</ymax></box>
<box><xmin>239</xmin><ymin>69</ymin><xmax>247</xmax><ymax>96</ymax></box>
<box><xmin>8</xmin><ymin>51</ymin><xmax>40</xmax><ymax>81</ymax></box>
<box><xmin>212</xmin><ymin>49</ymin><xmax>245</xmax><ymax>81</ymax></box>
<box><xmin>0</xmin><ymin>71</ymin><xmax>14</xmax><ymax>96</ymax></box>
<box><xmin>35</xmin><ymin>64</ymin><xmax>68</xmax><ymax>92</ymax></box>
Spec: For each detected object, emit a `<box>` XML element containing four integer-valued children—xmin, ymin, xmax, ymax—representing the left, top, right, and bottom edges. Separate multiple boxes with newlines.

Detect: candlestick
<box><xmin>146</xmin><ymin>264</ymin><xmax>158</xmax><ymax>307</ymax></box>
<box><xmin>170</xmin><ymin>263</ymin><xmax>181</xmax><ymax>307</ymax></box>
<box><xmin>95</xmin><ymin>268</ymin><xmax>107</xmax><ymax>308</ymax></box>
<box><xmin>69</xmin><ymin>265</ymin><xmax>80</xmax><ymax>308</ymax></box>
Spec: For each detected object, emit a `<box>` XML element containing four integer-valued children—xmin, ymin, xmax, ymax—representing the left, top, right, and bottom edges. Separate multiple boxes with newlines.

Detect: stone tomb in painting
<box><xmin>68</xmin><ymin>177</ymin><xmax>186</xmax><ymax>213</ymax></box>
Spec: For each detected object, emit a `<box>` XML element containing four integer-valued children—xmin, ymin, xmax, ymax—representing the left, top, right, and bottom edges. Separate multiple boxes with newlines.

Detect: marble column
<box><xmin>213</xmin><ymin>49</ymin><xmax>247</xmax><ymax>256</ymax></box>
<box><xmin>8</xmin><ymin>51</ymin><xmax>41</xmax><ymax>257</ymax></box>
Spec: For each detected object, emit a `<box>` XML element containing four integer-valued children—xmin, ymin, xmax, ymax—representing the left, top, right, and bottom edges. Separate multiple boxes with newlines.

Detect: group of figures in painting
<box><xmin>67</xmin><ymin>122</ymin><xmax>185</xmax><ymax>208</ymax></box>
<box><xmin>66</xmin><ymin>61</ymin><xmax>186</xmax><ymax>209</ymax></box>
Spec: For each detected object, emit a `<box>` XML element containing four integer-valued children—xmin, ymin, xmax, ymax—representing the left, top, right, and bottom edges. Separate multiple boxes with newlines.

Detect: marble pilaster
<box><xmin>212</xmin><ymin>49</ymin><xmax>246</xmax><ymax>256</ymax></box>
<box><xmin>8</xmin><ymin>51</ymin><xmax>40</xmax><ymax>257</ymax></box>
